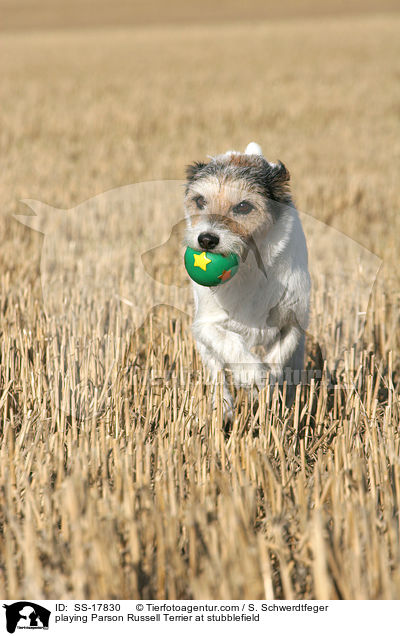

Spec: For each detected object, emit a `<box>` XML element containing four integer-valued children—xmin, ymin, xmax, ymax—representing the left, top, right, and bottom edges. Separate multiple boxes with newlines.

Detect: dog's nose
<box><xmin>198</xmin><ymin>232</ymin><xmax>220</xmax><ymax>250</ymax></box>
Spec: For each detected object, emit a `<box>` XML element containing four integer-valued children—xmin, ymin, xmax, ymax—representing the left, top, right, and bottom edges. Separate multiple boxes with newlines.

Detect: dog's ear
<box><xmin>185</xmin><ymin>161</ymin><xmax>207</xmax><ymax>182</ymax></box>
<box><xmin>271</xmin><ymin>161</ymin><xmax>290</xmax><ymax>183</ymax></box>
<box><xmin>267</xmin><ymin>160</ymin><xmax>291</xmax><ymax>202</ymax></box>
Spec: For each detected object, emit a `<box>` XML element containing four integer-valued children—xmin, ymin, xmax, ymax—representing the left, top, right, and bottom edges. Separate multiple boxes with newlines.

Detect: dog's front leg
<box><xmin>193</xmin><ymin>321</ymin><xmax>266</xmax><ymax>392</ymax></box>
<box><xmin>194</xmin><ymin>340</ymin><xmax>234</xmax><ymax>418</ymax></box>
<box><xmin>264</xmin><ymin>324</ymin><xmax>304</xmax><ymax>387</ymax></box>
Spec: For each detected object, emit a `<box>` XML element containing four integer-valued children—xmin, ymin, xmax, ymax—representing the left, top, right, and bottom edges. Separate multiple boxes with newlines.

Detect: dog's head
<box><xmin>184</xmin><ymin>143</ymin><xmax>292</xmax><ymax>257</ymax></box>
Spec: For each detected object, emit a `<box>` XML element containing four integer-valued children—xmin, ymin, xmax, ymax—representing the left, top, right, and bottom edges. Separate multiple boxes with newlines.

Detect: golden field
<box><xmin>0</xmin><ymin>4</ymin><xmax>400</xmax><ymax>599</ymax></box>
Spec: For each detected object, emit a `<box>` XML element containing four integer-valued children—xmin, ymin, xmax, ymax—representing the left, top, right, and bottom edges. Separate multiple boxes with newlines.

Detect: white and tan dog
<box><xmin>184</xmin><ymin>142</ymin><xmax>310</xmax><ymax>414</ymax></box>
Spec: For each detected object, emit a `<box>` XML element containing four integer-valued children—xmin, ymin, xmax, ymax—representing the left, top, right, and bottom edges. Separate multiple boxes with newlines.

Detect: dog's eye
<box><xmin>233</xmin><ymin>200</ymin><xmax>254</xmax><ymax>215</ymax></box>
<box><xmin>193</xmin><ymin>195</ymin><xmax>206</xmax><ymax>210</ymax></box>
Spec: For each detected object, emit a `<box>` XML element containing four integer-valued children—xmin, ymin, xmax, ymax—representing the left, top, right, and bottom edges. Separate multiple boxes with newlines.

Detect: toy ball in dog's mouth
<box><xmin>184</xmin><ymin>247</ymin><xmax>239</xmax><ymax>287</ymax></box>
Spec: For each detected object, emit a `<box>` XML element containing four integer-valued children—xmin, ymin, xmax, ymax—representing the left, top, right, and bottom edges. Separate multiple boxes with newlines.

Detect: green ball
<box><xmin>184</xmin><ymin>247</ymin><xmax>239</xmax><ymax>287</ymax></box>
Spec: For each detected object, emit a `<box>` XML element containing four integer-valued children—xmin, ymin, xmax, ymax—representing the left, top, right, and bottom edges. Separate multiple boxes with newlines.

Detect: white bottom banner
<box><xmin>0</xmin><ymin>600</ymin><xmax>396</xmax><ymax>635</ymax></box>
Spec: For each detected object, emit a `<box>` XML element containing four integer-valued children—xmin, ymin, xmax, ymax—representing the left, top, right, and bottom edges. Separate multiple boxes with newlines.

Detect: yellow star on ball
<box><xmin>193</xmin><ymin>251</ymin><xmax>212</xmax><ymax>271</ymax></box>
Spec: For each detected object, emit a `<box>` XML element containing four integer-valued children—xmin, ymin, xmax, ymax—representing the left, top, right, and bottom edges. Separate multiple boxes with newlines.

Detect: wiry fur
<box><xmin>184</xmin><ymin>142</ymin><xmax>311</xmax><ymax>416</ymax></box>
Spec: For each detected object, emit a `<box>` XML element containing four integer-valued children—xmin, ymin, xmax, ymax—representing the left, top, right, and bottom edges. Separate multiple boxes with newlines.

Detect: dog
<box><xmin>184</xmin><ymin>142</ymin><xmax>311</xmax><ymax>415</ymax></box>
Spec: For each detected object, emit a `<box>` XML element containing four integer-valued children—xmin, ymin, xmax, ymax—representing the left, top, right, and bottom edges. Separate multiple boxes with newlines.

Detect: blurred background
<box><xmin>1</xmin><ymin>0</ymin><xmax>399</xmax><ymax>259</ymax></box>
<box><xmin>2</xmin><ymin>0</ymin><xmax>399</xmax><ymax>29</ymax></box>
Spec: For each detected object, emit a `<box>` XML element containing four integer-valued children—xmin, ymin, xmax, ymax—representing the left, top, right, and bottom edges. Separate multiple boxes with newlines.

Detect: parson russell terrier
<box><xmin>183</xmin><ymin>142</ymin><xmax>311</xmax><ymax>415</ymax></box>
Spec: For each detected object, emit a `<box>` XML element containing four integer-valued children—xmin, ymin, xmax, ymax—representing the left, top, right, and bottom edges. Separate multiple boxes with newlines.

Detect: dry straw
<box><xmin>0</xmin><ymin>12</ymin><xmax>399</xmax><ymax>600</ymax></box>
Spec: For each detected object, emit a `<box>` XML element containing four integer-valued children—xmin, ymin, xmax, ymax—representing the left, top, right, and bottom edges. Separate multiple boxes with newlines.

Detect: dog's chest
<box><xmin>192</xmin><ymin>256</ymin><xmax>285</xmax><ymax>333</ymax></box>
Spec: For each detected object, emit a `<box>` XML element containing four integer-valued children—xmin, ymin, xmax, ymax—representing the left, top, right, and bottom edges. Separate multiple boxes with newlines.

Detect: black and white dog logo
<box><xmin>2</xmin><ymin>602</ymin><xmax>50</xmax><ymax>633</ymax></box>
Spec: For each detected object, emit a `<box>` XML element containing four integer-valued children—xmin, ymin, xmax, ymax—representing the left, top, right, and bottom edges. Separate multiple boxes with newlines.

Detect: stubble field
<box><xmin>0</xmin><ymin>6</ymin><xmax>400</xmax><ymax>599</ymax></box>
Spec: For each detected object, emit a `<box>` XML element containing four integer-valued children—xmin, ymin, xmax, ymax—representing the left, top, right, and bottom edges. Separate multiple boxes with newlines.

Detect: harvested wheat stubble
<box><xmin>0</xmin><ymin>11</ymin><xmax>399</xmax><ymax>600</ymax></box>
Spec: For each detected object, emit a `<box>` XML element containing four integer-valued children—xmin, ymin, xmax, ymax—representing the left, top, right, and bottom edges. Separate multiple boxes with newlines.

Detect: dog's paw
<box><xmin>211</xmin><ymin>382</ymin><xmax>234</xmax><ymax>419</ymax></box>
<box><xmin>264</xmin><ymin>363</ymin><xmax>284</xmax><ymax>388</ymax></box>
<box><xmin>232</xmin><ymin>363</ymin><xmax>268</xmax><ymax>390</ymax></box>
<box><xmin>222</xmin><ymin>399</ymin><xmax>234</xmax><ymax>422</ymax></box>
